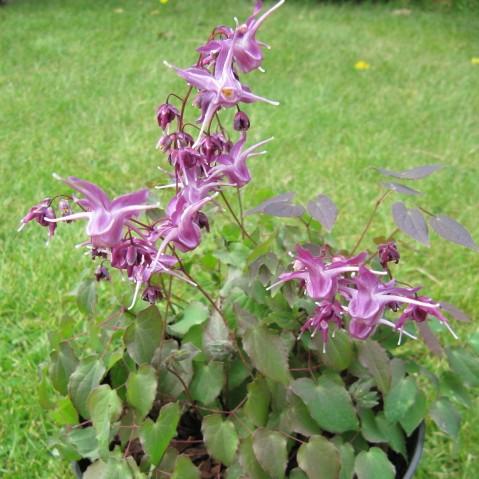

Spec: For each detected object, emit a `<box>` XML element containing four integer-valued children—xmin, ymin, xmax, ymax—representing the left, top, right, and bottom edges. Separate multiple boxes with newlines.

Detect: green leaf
<box><xmin>140</xmin><ymin>402</ymin><xmax>181</xmax><ymax>466</ymax></box>
<box><xmin>203</xmin><ymin>310</ymin><xmax>234</xmax><ymax>360</ymax></box>
<box><xmin>88</xmin><ymin>385</ymin><xmax>123</xmax><ymax>460</ymax></box>
<box><xmin>384</xmin><ymin>377</ymin><xmax>417</xmax><ymax>423</ymax></box>
<box><xmin>50</xmin><ymin>397</ymin><xmax>79</xmax><ymax>426</ymax></box>
<box><xmin>243</xmin><ymin>326</ymin><xmax>290</xmax><ymax>384</ymax></box>
<box><xmin>244</xmin><ymin>376</ymin><xmax>271</xmax><ymax>427</ymax></box>
<box><xmin>291</xmin><ymin>376</ymin><xmax>358</xmax><ymax>433</ymax></box>
<box><xmin>49</xmin><ymin>342</ymin><xmax>79</xmax><ymax>395</ymax></box>
<box><xmin>376</xmin><ymin>414</ymin><xmax>406</xmax><ymax>458</ymax></box>
<box><xmin>84</xmin><ymin>455</ymin><xmax>143</xmax><ymax>479</ymax></box>
<box><xmin>297</xmin><ymin>436</ymin><xmax>340</xmax><ymax>479</ymax></box>
<box><xmin>171</xmin><ymin>455</ymin><xmax>200</xmax><ymax>479</ymax></box>
<box><xmin>446</xmin><ymin>348</ymin><xmax>479</xmax><ymax>387</ymax></box>
<box><xmin>286</xmin><ymin>394</ymin><xmax>322</xmax><ymax>436</ymax></box>
<box><xmin>338</xmin><ymin>443</ymin><xmax>355</xmax><ymax>479</ymax></box>
<box><xmin>252</xmin><ymin>429</ymin><xmax>287</xmax><ymax>479</ymax></box>
<box><xmin>354</xmin><ymin>448</ymin><xmax>395</xmax><ymax>479</ymax></box>
<box><xmin>66</xmin><ymin>427</ymin><xmax>99</xmax><ymax>460</ymax></box>
<box><xmin>126</xmin><ymin>364</ymin><xmax>158</xmax><ymax>417</ymax></box>
<box><xmin>430</xmin><ymin>397</ymin><xmax>461</xmax><ymax>438</ymax></box>
<box><xmin>190</xmin><ymin>361</ymin><xmax>224</xmax><ymax>405</ymax></box>
<box><xmin>440</xmin><ymin>371</ymin><xmax>472</xmax><ymax>407</ymax></box>
<box><xmin>68</xmin><ymin>357</ymin><xmax>106</xmax><ymax>418</ymax></box>
<box><xmin>124</xmin><ymin>305</ymin><xmax>165</xmax><ymax>365</ymax></box>
<box><xmin>357</xmin><ymin>340</ymin><xmax>391</xmax><ymax>394</ymax></box>
<box><xmin>238</xmin><ymin>437</ymin><xmax>269</xmax><ymax>479</ymax></box>
<box><xmin>289</xmin><ymin>469</ymin><xmax>308</xmax><ymax>479</ymax></box>
<box><xmin>359</xmin><ymin>409</ymin><xmax>385</xmax><ymax>443</ymax></box>
<box><xmin>76</xmin><ymin>278</ymin><xmax>97</xmax><ymax>316</ymax></box>
<box><xmin>169</xmin><ymin>301</ymin><xmax>209</xmax><ymax>336</ymax></box>
<box><xmin>400</xmin><ymin>389</ymin><xmax>427</xmax><ymax>436</ymax></box>
<box><xmin>202</xmin><ymin>414</ymin><xmax>239</xmax><ymax>466</ymax></box>
<box><xmin>312</xmin><ymin>330</ymin><xmax>354</xmax><ymax>372</ymax></box>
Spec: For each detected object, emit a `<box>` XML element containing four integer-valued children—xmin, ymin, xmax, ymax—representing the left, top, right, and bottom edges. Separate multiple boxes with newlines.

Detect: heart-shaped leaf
<box><xmin>140</xmin><ymin>402</ymin><xmax>181</xmax><ymax>466</ymax></box>
<box><xmin>202</xmin><ymin>415</ymin><xmax>239</xmax><ymax>466</ymax></box>
<box><xmin>391</xmin><ymin>202</ymin><xmax>429</xmax><ymax>245</ymax></box>
<box><xmin>126</xmin><ymin>364</ymin><xmax>158</xmax><ymax>417</ymax></box>
<box><xmin>244</xmin><ymin>376</ymin><xmax>271</xmax><ymax>427</ymax></box>
<box><xmin>307</xmin><ymin>194</ymin><xmax>338</xmax><ymax>231</ymax></box>
<box><xmin>124</xmin><ymin>305</ymin><xmax>165</xmax><ymax>365</ymax></box>
<box><xmin>253</xmin><ymin>429</ymin><xmax>287</xmax><ymax>478</ymax></box>
<box><xmin>378</xmin><ymin>164</ymin><xmax>442</xmax><ymax>180</ymax></box>
<box><xmin>291</xmin><ymin>376</ymin><xmax>358</xmax><ymax>433</ymax></box>
<box><xmin>430</xmin><ymin>397</ymin><xmax>461</xmax><ymax>437</ymax></box>
<box><xmin>49</xmin><ymin>341</ymin><xmax>78</xmax><ymax>395</ymax></box>
<box><xmin>68</xmin><ymin>357</ymin><xmax>106</xmax><ymax>419</ymax></box>
<box><xmin>297</xmin><ymin>436</ymin><xmax>340</xmax><ymax>479</ymax></box>
<box><xmin>190</xmin><ymin>361</ymin><xmax>224</xmax><ymax>405</ymax></box>
<box><xmin>429</xmin><ymin>214</ymin><xmax>479</xmax><ymax>251</ymax></box>
<box><xmin>384</xmin><ymin>377</ymin><xmax>418</xmax><ymax>423</ymax></box>
<box><xmin>169</xmin><ymin>301</ymin><xmax>209</xmax><ymax>336</ymax></box>
<box><xmin>357</xmin><ymin>340</ymin><xmax>391</xmax><ymax>394</ymax></box>
<box><xmin>354</xmin><ymin>448</ymin><xmax>395</xmax><ymax>479</ymax></box>
<box><xmin>171</xmin><ymin>455</ymin><xmax>200</xmax><ymax>479</ymax></box>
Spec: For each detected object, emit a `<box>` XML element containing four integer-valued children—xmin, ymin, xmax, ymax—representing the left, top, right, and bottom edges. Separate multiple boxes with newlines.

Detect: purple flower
<box><xmin>45</xmin><ymin>176</ymin><xmax>158</xmax><ymax>248</ymax></box>
<box><xmin>19</xmin><ymin>198</ymin><xmax>57</xmax><ymax>239</ymax></box>
<box><xmin>299</xmin><ymin>300</ymin><xmax>343</xmax><ymax>351</ymax></box>
<box><xmin>396</xmin><ymin>296</ymin><xmax>458</xmax><ymax>340</ymax></box>
<box><xmin>346</xmin><ymin>266</ymin><xmax>434</xmax><ymax>340</ymax></box>
<box><xmin>156</xmin><ymin>103</ymin><xmax>179</xmax><ymax>130</ymax></box>
<box><xmin>95</xmin><ymin>264</ymin><xmax>110</xmax><ymax>282</ymax></box>
<box><xmin>198</xmin><ymin>1</ymin><xmax>285</xmax><ymax>73</ymax></box>
<box><xmin>165</xmin><ymin>30</ymin><xmax>278</xmax><ymax>145</ymax></box>
<box><xmin>378</xmin><ymin>241</ymin><xmax>400</xmax><ymax>268</ymax></box>
<box><xmin>269</xmin><ymin>246</ymin><xmax>367</xmax><ymax>301</ymax></box>
<box><xmin>142</xmin><ymin>285</ymin><xmax>163</xmax><ymax>304</ymax></box>
<box><xmin>209</xmin><ymin>133</ymin><xmax>273</xmax><ymax>188</ymax></box>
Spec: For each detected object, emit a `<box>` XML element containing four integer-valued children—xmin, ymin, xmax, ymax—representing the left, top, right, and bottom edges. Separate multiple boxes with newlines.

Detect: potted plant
<box><xmin>20</xmin><ymin>1</ymin><xmax>478</xmax><ymax>478</ymax></box>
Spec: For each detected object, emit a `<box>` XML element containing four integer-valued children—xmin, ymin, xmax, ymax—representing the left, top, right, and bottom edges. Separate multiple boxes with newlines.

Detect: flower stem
<box><xmin>351</xmin><ymin>190</ymin><xmax>390</xmax><ymax>254</ymax></box>
<box><xmin>220</xmin><ymin>191</ymin><xmax>257</xmax><ymax>244</ymax></box>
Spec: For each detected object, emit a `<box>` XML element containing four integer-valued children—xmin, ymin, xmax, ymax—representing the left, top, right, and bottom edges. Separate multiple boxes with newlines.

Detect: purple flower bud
<box><xmin>157</xmin><ymin>134</ymin><xmax>174</xmax><ymax>152</ymax></box>
<box><xmin>59</xmin><ymin>198</ymin><xmax>72</xmax><ymax>217</ymax></box>
<box><xmin>142</xmin><ymin>285</ymin><xmax>163</xmax><ymax>304</ymax></box>
<box><xmin>126</xmin><ymin>245</ymin><xmax>138</xmax><ymax>266</ymax></box>
<box><xmin>19</xmin><ymin>198</ymin><xmax>57</xmax><ymax>238</ymax></box>
<box><xmin>156</xmin><ymin>103</ymin><xmax>179</xmax><ymax>130</ymax></box>
<box><xmin>233</xmin><ymin>111</ymin><xmax>250</xmax><ymax>131</ymax></box>
<box><xmin>378</xmin><ymin>241</ymin><xmax>400</xmax><ymax>268</ymax></box>
<box><xmin>95</xmin><ymin>264</ymin><xmax>110</xmax><ymax>282</ymax></box>
<box><xmin>196</xmin><ymin>211</ymin><xmax>210</xmax><ymax>232</ymax></box>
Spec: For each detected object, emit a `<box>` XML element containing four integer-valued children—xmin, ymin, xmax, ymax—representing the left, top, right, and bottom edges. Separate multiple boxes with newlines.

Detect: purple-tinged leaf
<box><xmin>429</xmin><ymin>214</ymin><xmax>479</xmax><ymax>251</ymax></box>
<box><xmin>382</xmin><ymin>182</ymin><xmax>422</xmax><ymax>196</ymax></box>
<box><xmin>378</xmin><ymin>164</ymin><xmax>443</xmax><ymax>180</ymax></box>
<box><xmin>263</xmin><ymin>201</ymin><xmax>305</xmax><ymax>218</ymax></box>
<box><xmin>391</xmin><ymin>202</ymin><xmax>429</xmax><ymax>245</ymax></box>
<box><xmin>440</xmin><ymin>302</ymin><xmax>470</xmax><ymax>322</ymax></box>
<box><xmin>246</xmin><ymin>192</ymin><xmax>295</xmax><ymax>216</ymax></box>
<box><xmin>417</xmin><ymin>322</ymin><xmax>444</xmax><ymax>357</ymax></box>
<box><xmin>307</xmin><ymin>194</ymin><xmax>338</xmax><ymax>231</ymax></box>
<box><xmin>430</xmin><ymin>398</ymin><xmax>461</xmax><ymax>438</ymax></box>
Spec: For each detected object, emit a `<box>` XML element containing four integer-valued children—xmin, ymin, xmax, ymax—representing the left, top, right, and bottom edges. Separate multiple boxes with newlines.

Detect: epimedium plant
<box><xmin>20</xmin><ymin>1</ymin><xmax>479</xmax><ymax>478</ymax></box>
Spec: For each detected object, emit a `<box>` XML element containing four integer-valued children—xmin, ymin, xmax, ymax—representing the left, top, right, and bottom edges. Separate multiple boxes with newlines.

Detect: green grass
<box><xmin>1</xmin><ymin>0</ymin><xmax>478</xmax><ymax>477</ymax></box>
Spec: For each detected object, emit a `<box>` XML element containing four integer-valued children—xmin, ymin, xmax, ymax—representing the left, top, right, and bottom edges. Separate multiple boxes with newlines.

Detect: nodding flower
<box><xmin>164</xmin><ymin>27</ymin><xmax>278</xmax><ymax>147</ymax></box>
<box><xmin>18</xmin><ymin>197</ymin><xmax>56</xmax><ymax>239</ymax></box>
<box><xmin>44</xmin><ymin>176</ymin><xmax>159</xmax><ymax>248</ymax></box>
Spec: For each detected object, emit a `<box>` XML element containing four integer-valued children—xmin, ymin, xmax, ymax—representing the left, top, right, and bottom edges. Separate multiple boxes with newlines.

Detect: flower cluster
<box><xmin>270</xmin><ymin>245</ymin><xmax>457</xmax><ymax>348</ymax></box>
<box><xmin>19</xmin><ymin>0</ymin><xmax>284</xmax><ymax>309</ymax></box>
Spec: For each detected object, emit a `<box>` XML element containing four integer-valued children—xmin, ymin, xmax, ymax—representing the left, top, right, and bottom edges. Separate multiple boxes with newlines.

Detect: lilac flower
<box><xmin>209</xmin><ymin>133</ymin><xmax>273</xmax><ymax>188</ymax></box>
<box><xmin>198</xmin><ymin>1</ymin><xmax>285</xmax><ymax>73</ymax></box>
<box><xmin>346</xmin><ymin>266</ymin><xmax>436</xmax><ymax>340</ymax></box>
<box><xmin>299</xmin><ymin>300</ymin><xmax>343</xmax><ymax>352</ymax></box>
<box><xmin>45</xmin><ymin>176</ymin><xmax>158</xmax><ymax>248</ymax></box>
<box><xmin>165</xmin><ymin>29</ymin><xmax>278</xmax><ymax>145</ymax></box>
<box><xmin>378</xmin><ymin>241</ymin><xmax>400</xmax><ymax>268</ymax></box>
<box><xmin>156</xmin><ymin>103</ymin><xmax>179</xmax><ymax>130</ymax></box>
<box><xmin>396</xmin><ymin>296</ymin><xmax>458</xmax><ymax>341</ymax></box>
<box><xmin>18</xmin><ymin>198</ymin><xmax>56</xmax><ymax>239</ymax></box>
<box><xmin>269</xmin><ymin>246</ymin><xmax>368</xmax><ymax>301</ymax></box>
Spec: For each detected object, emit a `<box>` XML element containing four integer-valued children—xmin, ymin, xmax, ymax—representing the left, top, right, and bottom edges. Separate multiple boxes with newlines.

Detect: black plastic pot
<box><xmin>72</xmin><ymin>422</ymin><xmax>425</xmax><ymax>478</ymax></box>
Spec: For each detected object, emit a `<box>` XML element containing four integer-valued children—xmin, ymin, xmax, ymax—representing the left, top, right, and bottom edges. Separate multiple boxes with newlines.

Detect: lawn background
<box><xmin>1</xmin><ymin>0</ymin><xmax>478</xmax><ymax>477</ymax></box>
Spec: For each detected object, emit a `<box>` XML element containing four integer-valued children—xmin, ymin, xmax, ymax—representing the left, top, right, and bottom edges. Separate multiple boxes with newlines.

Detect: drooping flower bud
<box><xmin>95</xmin><ymin>264</ymin><xmax>110</xmax><ymax>282</ymax></box>
<box><xmin>197</xmin><ymin>211</ymin><xmax>210</xmax><ymax>232</ymax></box>
<box><xmin>142</xmin><ymin>285</ymin><xmax>163</xmax><ymax>304</ymax></box>
<box><xmin>156</xmin><ymin>103</ymin><xmax>179</xmax><ymax>130</ymax></box>
<box><xmin>233</xmin><ymin>110</ymin><xmax>250</xmax><ymax>131</ymax></box>
<box><xmin>58</xmin><ymin>198</ymin><xmax>72</xmax><ymax>217</ymax></box>
<box><xmin>378</xmin><ymin>241</ymin><xmax>400</xmax><ymax>268</ymax></box>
